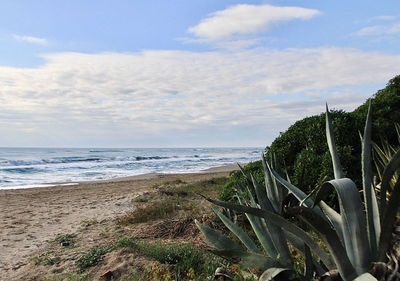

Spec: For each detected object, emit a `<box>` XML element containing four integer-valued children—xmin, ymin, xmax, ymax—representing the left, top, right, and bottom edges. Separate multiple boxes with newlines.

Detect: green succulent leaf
<box><xmin>286</xmin><ymin>206</ymin><xmax>357</xmax><ymax>281</ymax></box>
<box><xmin>259</xmin><ymin>267</ymin><xmax>292</xmax><ymax>281</ymax></box>
<box><xmin>204</xmin><ymin>197</ymin><xmax>335</xmax><ymax>270</ymax></box>
<box><xmin>195</xmin><ymin>220</ymin><xmax>242</xmax><ymax>251</ymax></box>
<box><xmin>237</xmin><ymin>195</ymin><xmax>279</xmax><ymax>259</ymax></box>
<box><xmin>326</xmin><ymin>104</ymin><xmax>344</xmax><ymax>179</ymax></box>
<box><xmin>361</xmin><ymin>100</ymin><xmax>380</xmax><ymax>259</ymax></box>
<box><xmin>240</xmin><ymin>188</ymin><xmax>293</xmax><ymax>268</ymax></box>
<box><xmin>251</xmin><ymin>173</ymin><xmax>275</xmax><ymax>212</ymax></box>
<box><xmin>378</xmin><ymin>159</ymin><xmax>400</xmax><ymax>261</ymax></box>
<box><xmin>380</xmin><ymin>149</ymin><xmax>400</xmax><ymax>214</ymax></box>
<box><xmin>314</xmin><ymin>179</ymin><xmax>371</xmax><ymax>275</ymax></box>
<box><xmin>211</xmin><ymin>206</ymin><xmax>261</xmax><ymax>254</ymax></box>
<box><xmin>212</xmin><ymin>249</ymin><xmax>282</xmax><ymax>271</ymax></box>
<box><xmin>262</xmin><ymin>154</ymin><xmax>281</xmax><ymax>213</ymax></box>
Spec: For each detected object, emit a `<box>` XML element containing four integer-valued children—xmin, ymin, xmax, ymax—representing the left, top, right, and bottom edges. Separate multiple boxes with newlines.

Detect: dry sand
<box><xmin>0</xmin><ymin>165</ymin><xmax>238</xmax><ymax>280</ymax></box>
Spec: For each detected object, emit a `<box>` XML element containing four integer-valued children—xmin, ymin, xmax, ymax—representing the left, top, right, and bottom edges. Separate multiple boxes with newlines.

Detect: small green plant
<box><xmin>54</xmin><ymin>233</ymin><xmax>76</xmax><ymax>245</ymax></box>
<box><xmin>75</xmin><ymin>246</ymin><xmax>113</xmax><ymax>272</ymax></box>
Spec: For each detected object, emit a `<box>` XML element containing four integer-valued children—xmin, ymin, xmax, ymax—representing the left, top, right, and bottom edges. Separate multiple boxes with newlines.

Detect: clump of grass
<box><xmin>54</xmin><ymin>233</ymin><xmax>76</xmax><ymax>245</ymax></box>
<box><xmin>75</xmin><ymin>246</ymin><xmax>113</xmax><ymax>272</ymax></box>
<box><xmin>31</xmin><ymin>251</ymin><xmax>61</xmax><ymax>266</ymax></box>
<box><xmin>116</xmin><ymin>238</ymin><xmax>223</xmax><ymax>278</ymax></box>
<box><xmin>152</xmin><ymin>179</ymin><xmax>186</xmax><ymax>189</ymax></box>
<box><xmin>168</xmin><ymin>177</ymin><xmax>228</xmax><ymax>197</ymax></box>
<box><xmin>118</xmin><ymin>198</ymin><xmax>193</xmax><ymax>224</ymax></box>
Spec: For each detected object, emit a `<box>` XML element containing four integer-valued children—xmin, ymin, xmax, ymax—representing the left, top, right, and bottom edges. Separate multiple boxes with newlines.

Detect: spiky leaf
<box><xmin>326</xmin><ymin>104</ymin><xmax>344</xmax><ymax>179</ymax></box>
<box><xmin>314</xmin><ymin>179</ymin><xmax>371</xmax><ymax>275</ymax></box>
<box><xmin>195</xmin><ymin>220</ymin><xmax>242</xmax><ymax>251</ymax></box>
<box><xmin>361</xmin><ymin>100</ymin><xmax>380</xmax><ymax>259</ymax></box>
<box><xmin>204</xmin><ymin>197</ymin><xmax>335</xmax><ymax>270</ymax></box>
<box><xmin>212</xmin><ymin>206</ymin><xmax>261</xmax><ymax>254</ymax></box>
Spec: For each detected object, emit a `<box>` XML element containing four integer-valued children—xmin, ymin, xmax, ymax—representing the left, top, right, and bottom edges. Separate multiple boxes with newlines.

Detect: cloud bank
<box><xmin>188</xmin><ymin>4</ymin><xmax>320</xmax><ymax>41</ymax></box>
<box><xmin>0</xmin><ymin>47</ymin><xmax>399</xmax><ymax>146</ymax></box>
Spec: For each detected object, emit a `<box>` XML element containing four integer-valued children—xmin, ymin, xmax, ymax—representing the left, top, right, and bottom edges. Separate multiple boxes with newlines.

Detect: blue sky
<box><xmin>1</xmin><ymin>0</ymin><xmax>400</xmax><ymax>147</ymax></box>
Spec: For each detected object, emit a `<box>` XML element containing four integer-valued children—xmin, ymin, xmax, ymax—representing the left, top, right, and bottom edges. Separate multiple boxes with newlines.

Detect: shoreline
<box><xmin>0</xmin><ymin>164</ymin><xmax>238</xmax><ymax>279</ymax></box>
<box><xmin>0</xmin><ymin>164</ymin><xmax>240</xmax><ymax>191</ymax></box>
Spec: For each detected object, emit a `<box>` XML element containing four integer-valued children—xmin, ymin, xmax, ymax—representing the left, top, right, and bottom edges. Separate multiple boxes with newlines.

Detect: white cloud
<box><xmin>355</xmin><ymin>22</ymin><xmax>400</xmax><ymax>36</ymax></box>
<box><xmin>13</xmin><ymin>34</ymin><xmax>48</xmax><ymax>45</ymax></box>
<box><xmin>372</xmin><ymin>15</ymin><xmax>397</xmax><ymax>21</ymax></box>
<box><xmin>0</xmin><ymin>47</ymin><xmax>399</xmax><ymax>146</ymax></box>
<box><xmin>188</xmin><ymin>4</ymin><xmax>320</xmax><ymax>41</ymax></box>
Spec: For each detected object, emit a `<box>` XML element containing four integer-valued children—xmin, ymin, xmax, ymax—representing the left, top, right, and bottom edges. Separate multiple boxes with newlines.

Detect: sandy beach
<box><xmin>0</xmin><ymin>164</ymin><xmax>238</xmax><ymax>280</ymax></box>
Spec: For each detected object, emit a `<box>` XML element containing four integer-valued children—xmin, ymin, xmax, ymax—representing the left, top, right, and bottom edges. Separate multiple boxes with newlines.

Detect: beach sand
<box><xmin>0</xmin><ymin>165</ymin><xmax>238</xmax><ymax>280</ymax></box>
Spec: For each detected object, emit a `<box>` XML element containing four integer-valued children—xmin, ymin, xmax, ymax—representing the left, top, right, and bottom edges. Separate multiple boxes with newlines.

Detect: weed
<box><xmin>54</xmin><ymin>233</ymin><xmax>76</xmax><ymax>245</ymax></box>
<box><xmin>80</xmin><ymin>218</ymin><xmax>98</xmax><ymax>228</ymax></box>
<box><xmin>31</xmin><ymin>251</ymin><xmax>61</xmax><ymax>266</ymax></box>
<box><xmin>117</xmin><ymin>198</ymin><xmax>193</xmax><ymax>224</ymax></box>
<box><xmin>116</xmin><ymin>238</ymin><xmax>223</xmax><ymax>278</ymax></box>
<box><xmin>75</xmin><ymin>246</ymin><xmax>113</xmax><ymax>272</ymax></box>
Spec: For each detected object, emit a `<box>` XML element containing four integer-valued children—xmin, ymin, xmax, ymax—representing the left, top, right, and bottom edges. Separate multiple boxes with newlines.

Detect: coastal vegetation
<box><xmin>198</xmin><ymin>76</ymin><xmax>400</xmax><ymax>280</ymax></box>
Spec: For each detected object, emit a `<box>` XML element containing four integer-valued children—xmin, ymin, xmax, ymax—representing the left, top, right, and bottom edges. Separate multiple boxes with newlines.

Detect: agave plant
<box><xmin>196</xmin><ymin>101</ymin><xmax>400</xmax><ymax>281</ymax></box>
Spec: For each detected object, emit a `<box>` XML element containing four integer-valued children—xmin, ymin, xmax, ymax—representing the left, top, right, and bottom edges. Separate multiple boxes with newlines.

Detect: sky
<box><xmin>0</xmin><ymin>0</ymin><xmax>399</xmax><ymax>148</ymax></box>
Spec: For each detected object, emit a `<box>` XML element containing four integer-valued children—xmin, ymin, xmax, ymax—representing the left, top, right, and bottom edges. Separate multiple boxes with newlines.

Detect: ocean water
<box><xmin>0</xmin><ymin>147</ymin><xmax>263</xmax><ymax>189</ymax></box>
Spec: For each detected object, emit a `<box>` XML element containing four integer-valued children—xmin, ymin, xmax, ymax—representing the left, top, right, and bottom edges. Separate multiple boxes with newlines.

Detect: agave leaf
<box><xmin>211</xmin><ymin>206</ymin><xmax>261</xmax><ymax>254</ymax></box>
<box><xmin>314</xmin><ymin>179</ymin><xmax>371</xmax><ymax>275</ymax></box>
<box><xmin>319</xmin><ymin>201</ymin><xmax>344</xmax><ymax>244</ymax></box>
<box><xmin>204</xmin><ymin>197</ymin><xmax>335</xmax><ymax>270</ymax></box>
<box><xmin>304</xmin><ymin>244</ymin><xmax>314</xmax><ymax>281</ymax></box>
<box><xmin>258</xmin><ymin>218</ymin><xmax>293</xmax><ymax>268</ymax></box>
<box><xmin>284</xmin><ymin>231</ymin><xmax>326</xmax><ymax>276</ymax></box>
<box><xmin>259</xmin><ymin>267</ymin><xmax>292</xmax><ymax>281</ymax></box>
<box><xmin>325</xmin><ymin>104</ymin><xmax>344</xmax><ymax>179</ymax></box>
<box><xmin>195</xmin><ymin>220</ymin><xmax>243</xmax><ymax>251</ymax></box>
<box><xmin>262</xmin><ymin>154</ymin><xmax>281</xmax><ymax>213</ymax></box>
<box><xmin>237</xmin><ymin>195</ymin><xmax>279</xmax><ymax>258</ymax></box>
<box><xmin>261</xmin><ymin>154</ymin><xmax>282</xmax><ymax>213</ymax></box>
<box><xmin>361</xmin><ymin>100</ymin><xmax>380</xmax><ymax>258</ymax></box>
<box><xmin>286</xmin><ymin>206</ymin><xmax>358</xmax><ymax>281</ymax></box>
<box><xmin>269</xmin><ymin>165</ymin><xmax>328</xmax><ymax>221</ymax></box>
<box><xmin>251</xmin><ymin>174</ymin><xmax>274</xmax><ymax>212</ymax></box>
<box><xmin>238</xmin><ymin>163</ymin><xmax>255</xmax><ymax>192</ymax></box>
<box><xmin>271</xmin><ymin>153</ymin><xmax>288</xmax><ymax>203</ymax></box>
<box><xmin>242</xmin><ymin>180</ymin><xmax>293</xmax><ymax>267</ymax></box>
<box><xmin>378</xmin><ymin>174</ymin><xmax>400</xmax><ymax>261</ymax></box>
<box><xmin>353</xmin><ymin>273</ymin><xmax>378</xmax><ymax>281</ymax></box>
<box><xmin>379</xmin><ymin>149</ymin><xmax>400</xmax><ymax>215</ymax></box>
<box><xmin>268</xmin><ymin>164</ymin><xmax>313</xmax><ymax>209</ymax></box>
<box><xmin>213</xmin><ymin>249</ymin><xmax>282</xmax><ymax>271</ymax></box>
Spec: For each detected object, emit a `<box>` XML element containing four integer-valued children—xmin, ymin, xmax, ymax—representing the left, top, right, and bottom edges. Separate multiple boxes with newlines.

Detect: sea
<box><xmin>0</xmin><ymin>147</ymin><xmax>263</xmax><ymax>189</ymax></box>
